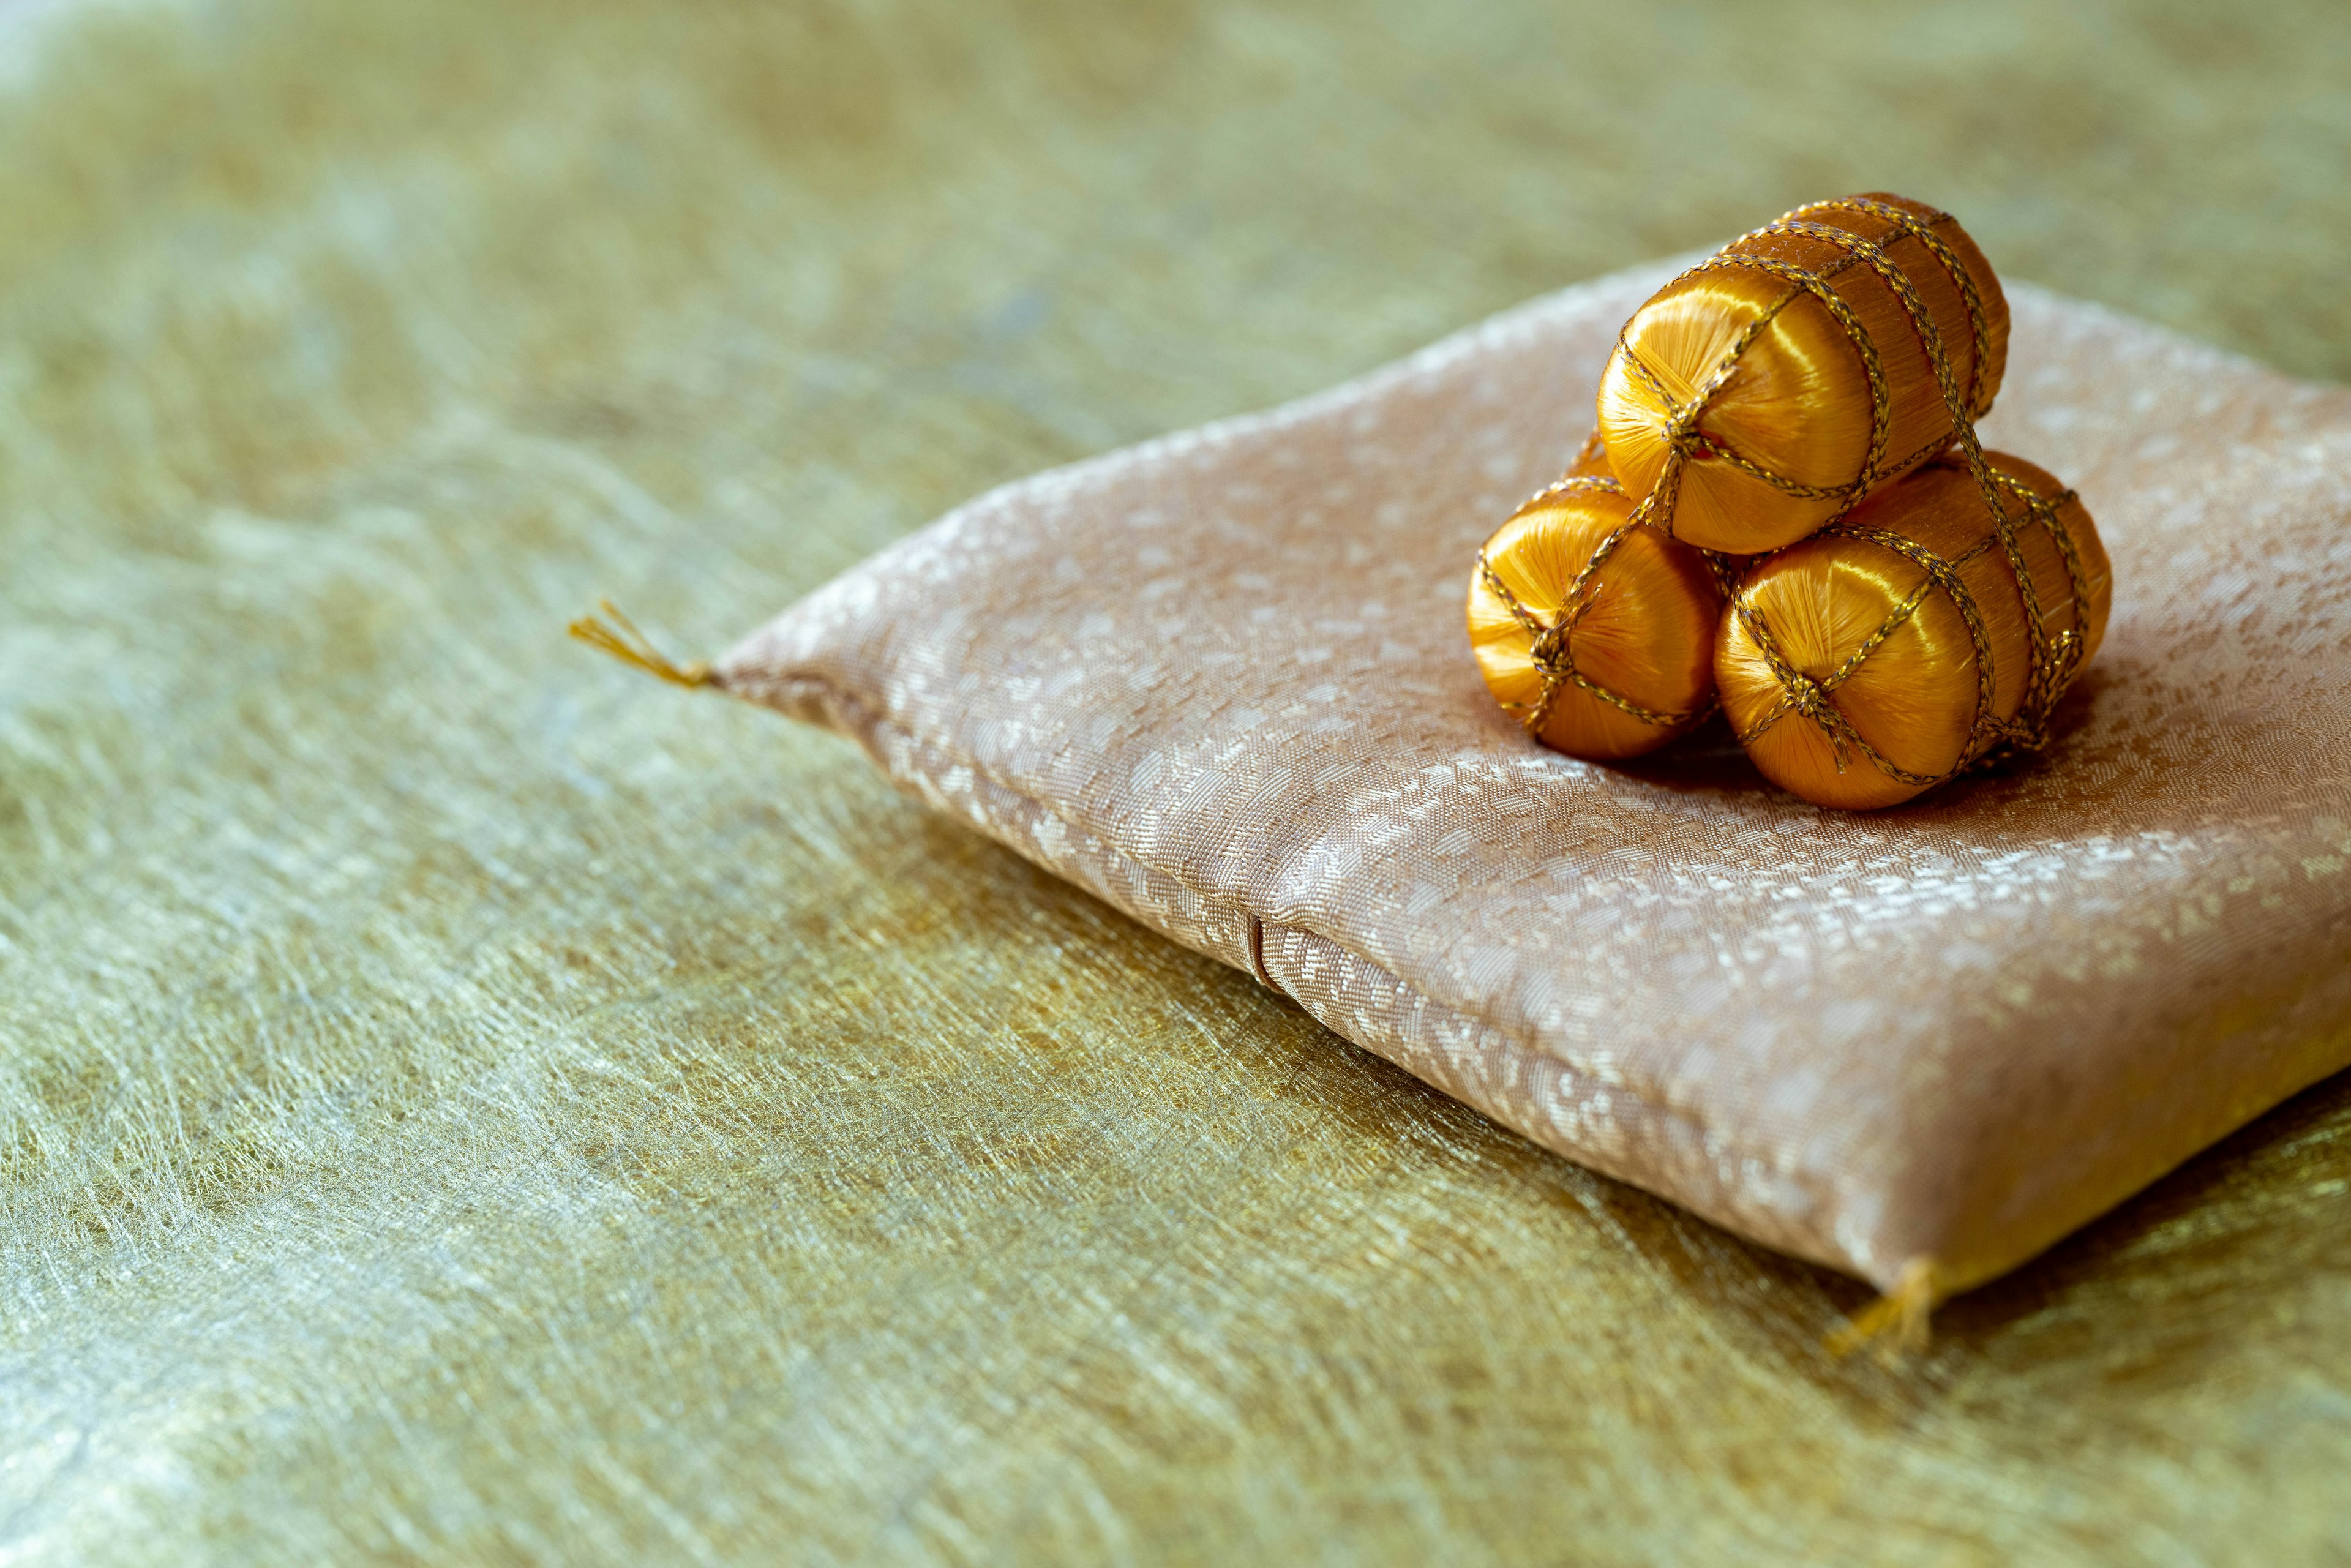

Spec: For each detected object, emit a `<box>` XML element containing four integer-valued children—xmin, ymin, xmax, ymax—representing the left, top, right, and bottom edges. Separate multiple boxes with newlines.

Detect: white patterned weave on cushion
<box><xmin>712</xmin><ymin>262</ymin><xmax>2351</xmax><ymax>1297</ymax></box>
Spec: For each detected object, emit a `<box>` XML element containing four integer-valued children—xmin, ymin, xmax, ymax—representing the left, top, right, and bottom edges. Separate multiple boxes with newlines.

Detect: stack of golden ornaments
<box><xmin>1466</xmin><ymin>193</ymin><xmax>2113</xmax><ymax>810</ymax></box>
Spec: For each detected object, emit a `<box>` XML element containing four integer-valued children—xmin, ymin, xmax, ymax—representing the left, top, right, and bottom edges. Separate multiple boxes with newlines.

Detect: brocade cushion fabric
<box><xmin>711</xmin><ymin>262</ymin><xmax>2351</xmax><ymax>1296</ymax></box>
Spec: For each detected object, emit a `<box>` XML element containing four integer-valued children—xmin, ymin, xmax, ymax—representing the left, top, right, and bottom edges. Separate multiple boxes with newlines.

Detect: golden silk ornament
<box><xmin>1465</xmin><ymin>434</ymin><xmax>1730</xmax><ymax>759</ymax></box>
<box><xmin>1596</xmin><ymin>193</ymin><xmax>2009</xmax><ymax>554</ymax></box>
<box><xmin>1715</xmin><ymin>448</ymin><xmax>2112</xmax><ymax>811</ymax></box>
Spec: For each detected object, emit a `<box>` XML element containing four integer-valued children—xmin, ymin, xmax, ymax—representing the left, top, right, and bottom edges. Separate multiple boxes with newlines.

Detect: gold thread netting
<box><xmin>1473</xmin><ymin>190</ymin><xmax>2103</xmax><ymax>809</ymax></box>
<box><xmin>1717</xmin><ymin>451</ymin><xmax>2112</xmax><ymax>810</ymax></box>
<box><xmin>1596</xmin><ymin>192</ymin><xmax>2010</xmax><ymax>554</ymax></box>
<box><xmin>1465</xmin><ymin>441</ymin><xmax>1728</xmax><ymax>760</ymax></box>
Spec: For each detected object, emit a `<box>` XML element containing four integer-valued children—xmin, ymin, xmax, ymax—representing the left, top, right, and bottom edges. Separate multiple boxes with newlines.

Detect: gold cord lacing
<box><xmin>1611</xmin><ymin>198</ymin><xmax>2093</xmax><ymax>786</ymax></box>
<box><xmin>1475</xmin><ymin>471</ymin><xmax>1738</xmax><ymax>736</ymax></box>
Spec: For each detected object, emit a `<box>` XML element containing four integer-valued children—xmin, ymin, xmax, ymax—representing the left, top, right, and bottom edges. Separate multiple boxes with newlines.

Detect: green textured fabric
<box><xmin>3</xmin><ymin>1</ymin><xmax>2347</xmax><ymax>1562</ymax></box>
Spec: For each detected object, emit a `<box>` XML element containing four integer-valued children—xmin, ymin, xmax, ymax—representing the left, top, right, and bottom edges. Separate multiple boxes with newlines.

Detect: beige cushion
<box><xmin>712</xmin><ymin>261</ymin><xmax>2351</xmax><ymax>1296</ymax></box>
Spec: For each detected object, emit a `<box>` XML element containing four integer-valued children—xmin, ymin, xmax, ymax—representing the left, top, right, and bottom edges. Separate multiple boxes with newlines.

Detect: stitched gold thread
<box><xmin>1473</xmin><ymin>471</ymin><xmax>1716</xmax><ymax>738</ymax></box>
<box><xmin>1679</xmin><ymin>200</ymin><xmax>2089</xmax><ymax>790</ymax></box>
<box><xmin>1738</xmin><ymin>474</ymin><xmax>2093</xmax><ymax>789</ymax></box>
<box><xmin>1485</xmin><ymin>198</ymin><xmax>2082</xmax><ymax>793</ymax></box>
<box><xmin>1602</xmin><ymin>197</ymin><xmax>2005</xmax><ymax>560</ymax></box>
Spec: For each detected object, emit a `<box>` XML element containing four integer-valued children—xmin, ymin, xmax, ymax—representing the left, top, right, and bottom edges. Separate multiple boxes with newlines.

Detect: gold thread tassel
<box><xmin>568</xmin><ymin>599</ymin><xmax>717</xmax><ymax>689</ymax></box>
<box><xmin>1824</xmin><ymin>1255</ymin><xmax>1940</xmax><ymax>1364</ymax></box>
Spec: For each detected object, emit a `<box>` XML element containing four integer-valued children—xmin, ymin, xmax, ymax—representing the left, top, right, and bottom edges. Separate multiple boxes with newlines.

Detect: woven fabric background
<box><xmin>4</xmin><ymin>2</ymin><xmax>2347</xmax><ymax>1562</ymax></box>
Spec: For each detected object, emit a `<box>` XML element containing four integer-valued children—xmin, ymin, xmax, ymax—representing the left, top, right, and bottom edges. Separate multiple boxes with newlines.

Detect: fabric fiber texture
<box><xmin>721</xmin><ymin>266</ymin><xmax>2351</xmax><ymax>1296</ymax></box>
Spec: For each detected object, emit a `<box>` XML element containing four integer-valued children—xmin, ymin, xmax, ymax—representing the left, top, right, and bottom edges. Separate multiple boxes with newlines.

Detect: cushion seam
<box><xmin>748</xmin><ymin>670</ymin><xmax>1770</xmax><ymax>1179</ymax></box>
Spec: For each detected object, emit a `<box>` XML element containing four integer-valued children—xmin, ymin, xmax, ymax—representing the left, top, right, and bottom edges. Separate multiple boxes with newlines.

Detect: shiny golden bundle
<box><xmin>1717</xmin><ymin>450</ymin><xmax>2111</xmax><ymax>809</ymax></box>
<box><xmin>1465</xmin><ymin>435</ymin><xmax>1730</xmax><ymax>759</ymax></box>
<box><xmin>1466</xmin><ymin>192</ymin><xmax>2112</xmax><ymax>809</ymax></box>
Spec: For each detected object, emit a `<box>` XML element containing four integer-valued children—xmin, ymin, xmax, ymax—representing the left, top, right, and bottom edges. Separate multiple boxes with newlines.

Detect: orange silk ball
<box><xmin>1597</xmin><ymin>192</ymin><xmax>2010</xmax><ymax>554</ymax></box>
<box><xmin>1715</xmin><ymin>450</ymin><xmax>2113</xmax><ymax>810</ymax></box>
<box><xmin>1467</xmin><ymin>462</ymin><xmax>1726</xmax><ymax>761</ymax></box>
